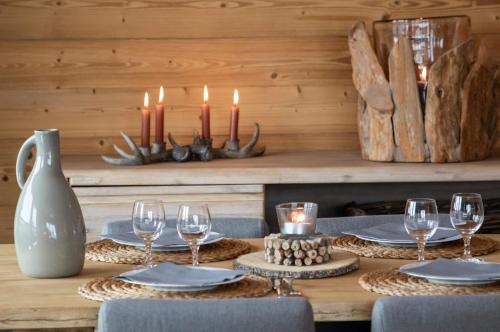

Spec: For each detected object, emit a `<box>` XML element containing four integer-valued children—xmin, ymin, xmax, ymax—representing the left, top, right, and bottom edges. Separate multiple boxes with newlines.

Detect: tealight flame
<box><xmin>291</xmin><ymin>210</ymin><xmax>306</xmax><ymax>224</ymax></box>
<box><xmin>158</xmin><ymin>86</ymin><xmax>164</xmax><ymax>103</ymax></box>
<box><xmin>144</xmin><ymin>92</ymin><xmax>149</xmax><ymax>108</ymax></box>
<box><xmin>203</xmin><ymin>85</ymin><xmax>209</xmax><ymax>103</ymax></box>
<box><xmin>233</xmin><ymin>89</ymin><xmax>239</xmax><ymax>105</ymax></box>
<box><xmin>418</xmin><ymin>64</ymin><xmax>428</xmax><ymax>82</ymax></box>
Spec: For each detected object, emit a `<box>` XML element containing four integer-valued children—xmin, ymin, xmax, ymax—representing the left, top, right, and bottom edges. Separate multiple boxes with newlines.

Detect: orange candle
<box><xmin>141</xmin><ymin>92</ymin><xmax>150</xmax><ymax>148</ymax></box>
<box><xmin>229</xmin><ymin>89</ymin><xmax>239</xmax><ymax>141</ymax></box>
<box><xmin>155</xmin><ymin>86</ymin><xmax>165</xmax><ymax>144</ymax></box>
<box><xmin>201</xmin><ymin>85</ymin><xmax>211</xmax><ymax>140</ymax></box>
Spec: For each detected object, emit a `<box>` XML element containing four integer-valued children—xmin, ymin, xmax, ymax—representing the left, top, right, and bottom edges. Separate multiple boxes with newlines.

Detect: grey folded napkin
<box><xmin>115</xmin><ymin>262</ymin><xmax>246</xmax><ymax>286</ymax></box>
<box><xmin>400</xmin><ymin>258</ymin><xmax>500</xmax><ymax>281</ymax></box>
<box><xmin>343</xmin><ymin>223</ymin><xmax>459</xmax><ymax>243</ymax></box>
<box><xmin>101</xmin><ymin>227</ymin><xmax>224</xmax><ymax>247</ymax></box>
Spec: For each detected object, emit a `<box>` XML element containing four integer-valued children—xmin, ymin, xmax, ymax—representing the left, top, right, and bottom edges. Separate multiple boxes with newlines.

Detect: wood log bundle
<box><xmin>264</xmin><ymin>234</ymin><xmax>334</xmax><ymax>266</ymax></box>
<box><xmin>348</xmin><ymin>22</ymin><xmax>500</xmax><ymax>162</ymax></box>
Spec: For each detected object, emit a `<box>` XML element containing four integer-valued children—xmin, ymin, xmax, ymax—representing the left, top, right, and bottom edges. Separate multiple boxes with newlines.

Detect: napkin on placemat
<box><xmin>399</xmin><ymin>258</ymin><xmax>500</xmax><ymax>280</ymax></box>
<box><xmin>344</xmin><ymin>223</ymin><xmax>459</xmax><ymax>242</ymax></box>
<box><xmin>101</xmin><ymin>227</ymin><xmax>224</xmax><ymax>247</ymax></box>
<box><xmin>115</xmin><ymin>263</ymin><xmax>246</xmax><ymax>286</ymax></box>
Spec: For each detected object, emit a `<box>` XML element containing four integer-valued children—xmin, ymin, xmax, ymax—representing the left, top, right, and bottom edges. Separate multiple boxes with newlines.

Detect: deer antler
<box><xmin>101</xmin><ymin>132</ymin><xmax>146</xmax><ymax>165</ymax></box>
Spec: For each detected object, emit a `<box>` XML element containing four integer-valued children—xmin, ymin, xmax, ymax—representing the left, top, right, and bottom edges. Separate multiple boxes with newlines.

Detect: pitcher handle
<box><xmin>16</xmin><ymin>135</ymin><xmax>36</xmax><ymax>189</ymax></box>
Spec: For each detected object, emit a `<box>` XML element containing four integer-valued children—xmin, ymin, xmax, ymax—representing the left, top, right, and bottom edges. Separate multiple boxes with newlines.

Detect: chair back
<box><xmin>103</xmin><ymin>217</ymin><xmax>269</xmax><ymax>238</ymax></box>
<box><xmin>316</xmin><ymin>214</ymin><xmax>452</xmax><ymax>236</ymax></box>
<box><xmin>98</xmin><ymin>297</ymin><xmax>314</xmax><ymax>332</ymax></box>
<box><xmin>371</xmin><ymin>295</ymin><xmax>500</xmax><ymax>332</ymax></box>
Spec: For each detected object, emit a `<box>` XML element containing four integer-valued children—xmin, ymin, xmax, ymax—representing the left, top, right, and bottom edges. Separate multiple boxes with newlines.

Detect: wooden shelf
<box><xmin>63</xmin><ymin>150</ymin><xmax>500</xmax><ymax>186</ymax></box>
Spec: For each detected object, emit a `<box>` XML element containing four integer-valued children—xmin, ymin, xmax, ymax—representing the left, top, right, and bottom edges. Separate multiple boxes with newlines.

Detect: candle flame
<box><xmin>144</xmin><ymin>92</ymin><xmax>149</xmax><ymax>108</ymax></box>
<box><xmin>291</xmin><ymin>210</ymin><xmax>306</xmax><ymax>224</ymax></box>
<box><xmin>158</xmin><ymin>86</ymin><xmax>164</xmax><ymax>103</ymax></box>
<box><xmin>233</xmin><ymin>89</ymin><xmax>239</xmax><ymax>105</ymax></box>
<box><xmin>203</xmin><ymin>85</ymin><xmax>209</xmax><ymax>103</ymax></box>
<box><xmin>418</xmin><ymin>64</ymin><xmax>428</xmax><ymax>82</ymax></box>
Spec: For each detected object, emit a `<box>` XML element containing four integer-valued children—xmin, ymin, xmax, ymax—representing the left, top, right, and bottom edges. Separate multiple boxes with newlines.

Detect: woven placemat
<box><xmin>78</xmin><ymin>275</ymin><xmax>272</xmax><ymax>302</ymax></box>
<box><xmin>332</xmin><ymin>235</ymin><xmax>497</xmax><ymax>260</ymax></box>
<box><xmin>359</xmin><ymin>269</ymin><xmax>500</xmax><ymax>296</ymax></box>
<box><xmin>86</xmin><ymin>239</ymin><xmax>251</xmax><ymax>265</ymax></box>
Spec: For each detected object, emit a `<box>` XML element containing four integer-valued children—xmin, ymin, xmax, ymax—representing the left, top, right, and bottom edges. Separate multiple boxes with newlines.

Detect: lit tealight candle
<box><xmin>141</xmin><ymin>92</ymin><xmax>150</xmax><ymax>148</ymax></box>
<box><xmin>201</xmin><ymin>85</ymin><xmax>211</xmax><ymax>140</ymax></box>
<box><xmin>283</xmin><ymin>209</ymin><xmax>314</xmax><ymax>235</ymax></box>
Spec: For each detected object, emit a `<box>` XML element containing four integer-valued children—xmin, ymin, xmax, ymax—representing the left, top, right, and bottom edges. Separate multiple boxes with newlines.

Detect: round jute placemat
<box><xmin>86</xmin><ymin>239</ymin><xmax>251</xmax><ymax>265</ymax></box>
<box><xmin>332</xmin><ymin>235</ymin><xmax>497</xmax><ymax>260</ymax></box>
<box><xmin>359</xmin><ymin>269</ymin><xmax>500</xmax><ymax>296</ymax></box>
<box><xmin>78</xmin><ymin>275</ymin><xmax>272</xmax><ymax>302</ymax></box>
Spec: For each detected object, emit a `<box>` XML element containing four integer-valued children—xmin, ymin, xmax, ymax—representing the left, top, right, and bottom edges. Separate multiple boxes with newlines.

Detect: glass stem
<box><xmin>417</xmin><ymin>239</ymin><xmax>426</xmax><ymax>261</ymax></box>
<box><xmin>144</xmin><ymin>238</ymin><xmax>153</xmax><ymax>268</ymax></box>
<box><xmin>463</xmin><ymin>235</ymin><xmax>472</xmax><ymax>259</ymax></box>
<box><xmin>190</xmin><ymin>243</ymin><xmax>200</xmax><ymax>266</ymax></box>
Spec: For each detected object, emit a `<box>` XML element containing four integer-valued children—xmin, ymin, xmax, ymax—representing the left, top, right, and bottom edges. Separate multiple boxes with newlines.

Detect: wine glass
<box><xmin>176</xmin><ymin>204</ymin><xmax>211</xmax><ymax>266</ymax></box>
<box><xmin>132</xmin><ymin>200</ymin><xmax>166</xmax><ymax>268</ymax></box>
<box><xmin>404</xmin><ymin>198</ymin><xmax>439</xmax><ymax>261</ymax></box>
<box><xmin>450</xmin><ymin>193</ymin><xmax>484</xmax><ymax>261</ymax></box>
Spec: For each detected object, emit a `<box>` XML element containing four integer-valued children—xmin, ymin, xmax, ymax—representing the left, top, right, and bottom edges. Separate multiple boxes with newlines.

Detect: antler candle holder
<box><xmin>101</xmin><ymin>123</ymin><xmax>265</xmax><ymax>166</ymax></box>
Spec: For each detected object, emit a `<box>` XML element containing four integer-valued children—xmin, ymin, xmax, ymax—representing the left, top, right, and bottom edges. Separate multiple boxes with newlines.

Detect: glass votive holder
<box><xmin>276</xmin><ymin>202</ymin><xmax>318</xmax><ymax>236</ymax></box>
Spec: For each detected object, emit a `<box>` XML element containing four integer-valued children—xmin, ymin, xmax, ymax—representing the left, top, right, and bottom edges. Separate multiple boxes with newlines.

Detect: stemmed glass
<box><xmin>450</xmin><ymin>193</ymin><xmax>484</xmax><ymax>261</ymax></box>
<box><xmin>404</xmin><ymin>198</ymin><xmax>439</xmax><ymax>261</ymax></box>
<box><xmin>176</xmin><ymin>204</ymin><xmax>211</xmax><ymax>266</ymax></box>
<box><xmin>132</xmin><ymin>200</ymin><xmax>166</xmax><ymax>268</ymax></box>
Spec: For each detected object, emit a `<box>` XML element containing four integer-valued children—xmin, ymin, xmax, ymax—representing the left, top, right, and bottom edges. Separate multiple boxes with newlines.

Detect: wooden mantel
<box><xmin>63</xmin><ymin>150</ymin><xmax>500</xmax><ymax>242</ymax></box>
<box><xmin>64</xmin><ymin>150</ymin><xmax>500</xmax><ymax>186</ymax></box>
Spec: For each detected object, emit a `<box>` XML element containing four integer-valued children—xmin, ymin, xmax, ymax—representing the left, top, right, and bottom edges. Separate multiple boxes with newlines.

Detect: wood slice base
<box><xmin>233</xmin><ymin>249</ymin><xmax>360</xmax><ymax>279</ymax></box>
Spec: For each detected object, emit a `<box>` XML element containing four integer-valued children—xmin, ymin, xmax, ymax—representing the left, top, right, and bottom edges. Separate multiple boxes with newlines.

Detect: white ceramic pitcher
<box><xmin>14</xmin><ymin>129</ymin><xmax>86</xmax><ymax>278</ymax></box>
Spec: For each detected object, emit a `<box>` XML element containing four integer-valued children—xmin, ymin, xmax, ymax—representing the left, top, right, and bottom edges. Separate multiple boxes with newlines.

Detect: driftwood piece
<box><xmin>349</xmin><ymin>22</ymin><xmax>394</xmax><ymax>113</ymax></box>
<box><xmin>367</xmin><ymin>105</ymin><xmax>394</xmax><ymax>161</ymax></box>
<box><xmin>349</xmin><ymin>22</ymin><xmax>394</xmax><ymax>161</ymax></box>
<box><xmin>389</xmin><ymin>37</ymin><xmax>425</xmax><ymax>162</ymax></box>
<box><xmin>357</xmin><ymin>97</ymin><xmax>371</xmax><ymax>160</ymax></box>
<box><xmin>357</xmin><ymin>97</ymin><xmax>394</xmax><ymax>161</ymax></box>
<box><xmin>460</xmin><ymin>62</ymin><xmax>496</xmax><ymax>161</ymax></box>
<box><xmin>425</xmin><ymin>38</ymin><xmax>480</xmax><ymax>162</ymax></box>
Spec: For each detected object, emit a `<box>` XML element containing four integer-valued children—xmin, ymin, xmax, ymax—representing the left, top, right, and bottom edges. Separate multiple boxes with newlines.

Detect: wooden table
<box><xmin>1</xmin><ymin>237</ymin><xmax>499</xmax><ymax>329</ymax></box>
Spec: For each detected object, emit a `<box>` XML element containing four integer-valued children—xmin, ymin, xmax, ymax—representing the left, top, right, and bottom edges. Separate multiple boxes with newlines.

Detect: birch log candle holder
<box><xmin>264</xmin><ymin>234</ymin><xmax>334</xmax><ymax>267</ymax></box>
<box><xmin>349</xmin><ymin>17</ymin><xmax>500</xmax><ymax>163</ymax></box>
<box><xmin>101</xmin><ymin>123</ymin><xmax>265</xmax><ymax>165</ymax></box>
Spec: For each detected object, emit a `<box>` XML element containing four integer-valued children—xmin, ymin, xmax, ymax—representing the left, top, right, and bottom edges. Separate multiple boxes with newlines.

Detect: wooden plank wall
<box><xmin>0</xmin><ymin>0</ymin><xmax>499</xmax><ymax>243</ymax></box>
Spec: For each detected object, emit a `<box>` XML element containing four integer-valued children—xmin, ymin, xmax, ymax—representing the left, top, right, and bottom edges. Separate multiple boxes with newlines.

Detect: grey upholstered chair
<box><xmin>316</xmin><ymin>214</ymin><xmax>452</xmax><ymax>236</ymax></box>
<box><xmin>103</xmin><ymin>217</ymin><xmax>269</xmax><ymax>238</ymax></box>
<box><xmin>371</xmin><ymin>295</ymin><xmax>500</xmax><ymax>332</ymax></box>
<box><xmin>98</xmin><ymin>297</ymin><xmax>315</xmax><ymax>332</ymax></box>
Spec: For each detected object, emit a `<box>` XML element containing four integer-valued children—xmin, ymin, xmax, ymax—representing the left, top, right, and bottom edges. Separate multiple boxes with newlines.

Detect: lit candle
<box><xmin>141</xmin><ymin>92</ymin><xmax>150</xmax><ymax>148</ymax></box>
<box><xmin>155</xmin><ymin>86</ymin><xmax>165</xmax><ymax>144</ymax></box>
<box><xmin>282</xmin><ymin>209</ymin><xmax>314</xmax><ymax>235</ymax></box>
<box><xmin>417</xmin><ymin>64</ymin><xmax>428</xmax><ymax>112</ymax></box>
<box><xmin>229</xmin><ymin>89</ymin><xmax>239</xmax><ymax>141</ymax></box>
<box><xmin>201</xmin><ymin>85</ymin><xmax>211</xmax><ymax>140</ymax></box>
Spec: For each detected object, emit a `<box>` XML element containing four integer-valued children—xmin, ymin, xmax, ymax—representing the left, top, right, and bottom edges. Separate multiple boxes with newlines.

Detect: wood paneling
<box><xmin>0</xmin><ymin>0</ymin><xmax>499</xmax><ymax>243</ymax></box>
